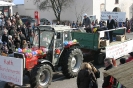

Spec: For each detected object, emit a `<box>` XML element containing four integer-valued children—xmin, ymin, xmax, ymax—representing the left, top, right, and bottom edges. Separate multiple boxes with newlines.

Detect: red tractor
<box><xmin>14</xmin><ymin>25</ymin><xmax>83</xmax><ymax>88</ymax></box>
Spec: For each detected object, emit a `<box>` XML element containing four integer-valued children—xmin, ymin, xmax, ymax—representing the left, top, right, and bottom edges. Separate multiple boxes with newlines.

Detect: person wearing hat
<box><xmin>82</xmin><ymin>13</ymin><xmax>92</xmax><ymax>33</ymax></box>
<box><xmin>126</xmin><ymin>52</ymin><xmax>133</xmax><ymax>62</ymax></box>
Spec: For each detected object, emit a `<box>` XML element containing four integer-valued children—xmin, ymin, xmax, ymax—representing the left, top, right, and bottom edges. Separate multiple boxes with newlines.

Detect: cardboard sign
<box><xmin>101</xmin><ymin>12</ymin><xmax>126</xmax><ymax>22</ymax></box>
<box><xmin>106</xmin><ymin>40</ymin><xmax>133</xmax><ymax>59</ymax></box>
<box><xmin>0</xmin><ymin>56</ymin><xmax>23</xmax><ymax>85</ymax></box>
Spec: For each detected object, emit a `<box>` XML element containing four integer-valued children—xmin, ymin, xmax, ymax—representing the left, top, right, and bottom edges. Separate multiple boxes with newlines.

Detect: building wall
<box><xmin>23</xmin><ymin>0</ymin><xmax>93</xmax><ymax>22</ymax></box>
<box><xmin>13</xmin><ymin>0</ymin><xmax>133</xmax><ymax>22</ymax></box>
<box><xmin>13</xmin><ymin>4</ymin><xmax>25</xmax><ymax>15</ymax></box>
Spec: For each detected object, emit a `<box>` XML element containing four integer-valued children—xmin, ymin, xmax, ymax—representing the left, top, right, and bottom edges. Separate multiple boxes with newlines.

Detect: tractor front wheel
<box><xmin>30</xmin><ymin>64</ymin><xmax>53</xmax><ymax>88</ymax></box>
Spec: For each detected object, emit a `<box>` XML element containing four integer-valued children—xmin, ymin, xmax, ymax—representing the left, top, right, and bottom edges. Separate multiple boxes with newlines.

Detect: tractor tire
<box><xmin>62</xmin><ymin>48</ymin><xmax>83</xmax><ymax>78</ymax></box>
<box><xmin>30</xmin><ymin>64</ymin><xmax>53</xmax><ymax>88</ymax></box>
<box><xmin>94</xmin><ymin>53</ymin><xmax>105</xmax><ymax>65</ymax></box>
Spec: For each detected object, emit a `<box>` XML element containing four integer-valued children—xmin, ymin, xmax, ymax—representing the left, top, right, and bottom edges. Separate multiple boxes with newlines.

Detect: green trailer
<box><xmin>71</xmin><ymin>27</ymin><xmax>133</xmax><ymax>65</ymax></box>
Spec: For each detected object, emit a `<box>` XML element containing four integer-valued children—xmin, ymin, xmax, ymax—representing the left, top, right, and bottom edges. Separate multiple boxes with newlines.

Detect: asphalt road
<box><xmin>0</xmin><ymin>32</ymin><xmax>133</xmax><ymax>88</ymax></box>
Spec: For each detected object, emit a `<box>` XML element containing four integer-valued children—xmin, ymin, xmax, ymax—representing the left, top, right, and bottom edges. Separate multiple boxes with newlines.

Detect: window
<box><xmin>100</xmin><ymin>4</ymin><xmax>105</xmax><ymax>12</ymax></box>
<box><xmin>115</xmin><ymin>0</ymin><xmax>119</xmax><ymax>4</ymax></box>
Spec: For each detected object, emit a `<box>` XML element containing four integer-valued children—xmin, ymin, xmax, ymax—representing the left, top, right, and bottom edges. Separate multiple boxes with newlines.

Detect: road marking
<box><xmin>52</xmin><ymin>76</ymin><xmax>65</xmax><ymax>82</ymax></box>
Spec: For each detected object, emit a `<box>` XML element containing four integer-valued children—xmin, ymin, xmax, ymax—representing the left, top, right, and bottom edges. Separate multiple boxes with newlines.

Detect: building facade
<box><xmin>13</xmin><ymin>0</ymin><xmax>133</xmax><ymax>22</ymax></box>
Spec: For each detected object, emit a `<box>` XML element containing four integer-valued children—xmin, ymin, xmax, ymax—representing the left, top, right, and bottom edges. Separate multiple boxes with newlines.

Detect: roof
<box><xmin>103</xmin><ymin>61</ymin><xmax>133</xmax><ymax>88</ymax></box>
<box><xmin>0</xmin><ymin>1</ymin><xmax>15</xmax><ymax>6</ymax></box>
<box><xmin>38</xmin><ymin>25</ymin><xmax>73</xmax><ymax>31</ymax></box>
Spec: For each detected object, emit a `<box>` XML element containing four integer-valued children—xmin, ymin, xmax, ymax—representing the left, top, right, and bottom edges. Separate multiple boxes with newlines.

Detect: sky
<box><xmin>13</xmin><ymin>0</ymin><xmax>24</xmax><ymax>4</ymax></box>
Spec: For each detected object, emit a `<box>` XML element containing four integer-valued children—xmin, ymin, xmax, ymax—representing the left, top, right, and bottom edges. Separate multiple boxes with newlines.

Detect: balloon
<box><xmin>25</xmin><ymin>53</ymin><xmax>29</xmax><ymax>57</ymax></box>
<box><xmin>34</xmin><ymin>51</ymin><xmax>37</xmax><ymax>55</ymax></box>
<box><xmin>28</xmin><ymin>53</ymin><xmax>33</xmax><ymax>58</ymax></box>
<box><xmin>45</xmin><ymin>48</ymin><xmax>48</xmax><ymax>52</ymax></box>
<box><xmin>22</xmin><ymin>49</ymin><xmax>27</xmax><ymax>53</ymax></box>
<box><xmin>64</xmin><ymin>41</ymin><xmax>68</xmax><ymax>46</ymax></box>
<box><xmin>27</xmin><ymin>49</ymin><xmax>31</xmax><ymax>53</ymax></box>
<box><xmin>55</xmin><ymin>49</ymin><xmax>61</xmax><ymax>54</ymax></box>
<box><xmin>32</xmin><ymin>51</ymin><xmax>35</xmax><ymax>55</ymax></box>
<box><xmin>68</xmin><ymin>41</ymin><xmax>73</xmax><ymax>45</ymax></box>
<box><xmin>18</xmin><ymin>49</ymin><xmax>22</xmax><ymax>53</ymax></box>
<box><xmin>42</xmin><ymin>48</ymin><xmax>46</xmax><ymax>52</ymax></box>
<box><xmin>29</xmin><ymin>49</ymin><xmax>32</xmax><ymax>53</ymax></box>
<box><xmin>73</xmin><ymin>39</ymin><xmax>77</xmax><ymax>43</ymax></box>
<box><xmin>16</xmin><ymin>49</ymin><xmax>18</xmax><ymax>52</ymax></box>
<box><xmin>39</xmin><ymin>50</ymin><xmax>43</xmax><ymax>54</ymax></box>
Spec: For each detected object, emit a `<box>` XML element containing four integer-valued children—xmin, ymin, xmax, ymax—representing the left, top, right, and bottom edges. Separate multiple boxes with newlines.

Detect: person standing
<box><xmin>107</xmin><ymin>15</ymin><xmax>116</xmax><ymax>42</ymax></box>
<box><xmin>125</xmin><ymin>18</ymin><xmax>130</xmax><ymax>32</ymax></box>
<box><xmin>2</xmin><ymin>30</ymin><xmax>8</xmax><ymax>43</ymax></box>
<box><xmin>102</xmin><ymin>58</ymin><xmax>114</xmax><ymax>88</ymax></box>
<box><xmin>77</xmin><ymin>63</ymin><xmax>97</xmax><ymax>88</ymax></box>
<box><xmin>82</xmin><ymin>13</ymin><xmax>92</xmax><ymax>33</ymax></box>
<box><xmin>56</xmin><ymin>21</ymin><xmax>60</xmax><ymax>25</ymax></box>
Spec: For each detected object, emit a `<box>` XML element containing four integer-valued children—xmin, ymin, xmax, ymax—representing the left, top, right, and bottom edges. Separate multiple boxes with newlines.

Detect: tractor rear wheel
<box><xmin>62</xmin><ymin>48</ymin><xmax>83</xmax><ymax>78</ymax></box>
<box><xmin>30</xmin><ymin>64</ymin><xmax>53</xmax><ymax>88</ymax></box>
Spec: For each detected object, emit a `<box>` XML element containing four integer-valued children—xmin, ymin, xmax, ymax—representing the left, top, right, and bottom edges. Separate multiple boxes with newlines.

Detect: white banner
<box><xmin>106</xmin><ymin>40</ymin><xmax>133</xmax><ymax>59</ymax></box>
<box><xmin>101</xmin><ymin>12</ymin><xmax>126</xmax><ymax>22</ymax></box>
<box><xmin>0</xmin><ymin>56</ymin><xmax>23</xmax><ymax>85</ymax></box>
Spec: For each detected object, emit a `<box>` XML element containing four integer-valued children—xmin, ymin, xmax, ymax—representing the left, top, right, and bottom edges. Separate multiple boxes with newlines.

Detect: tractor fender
<box><xmin>38</xmin><ymin>59</ymin><xmax>55</xmax><ymax>72</ymax></box>
<box><xmin>65</xmin><ymin>43</ymin><xmax>80</xmax><ymax>49</ymax></box>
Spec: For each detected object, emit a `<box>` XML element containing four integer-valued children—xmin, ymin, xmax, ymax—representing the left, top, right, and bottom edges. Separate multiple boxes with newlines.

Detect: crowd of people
<box><xmin>0</xmin><ymin>12</ymin><xmax>36</xmax><ymax>56</ymax></box>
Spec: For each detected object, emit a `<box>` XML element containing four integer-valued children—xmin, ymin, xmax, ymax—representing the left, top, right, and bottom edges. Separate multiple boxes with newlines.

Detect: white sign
<box><xmin>101</xmin><ymin>12</ymin><xmax>126</xmax><ymax>22</ymax></box>
<box><xmin>0</xmin><ymin>56</ymin><xmax>23</xmax><ymax>85</ymax></box>
<box><xmin>99</xmin><ymin>31</ymin><xmax>105</xmax><ymax>37</ymax></box>
<box><xmin>106</xmin><ymin>40</ymin><xmax>133</xmax><ymax>59</ymax></box>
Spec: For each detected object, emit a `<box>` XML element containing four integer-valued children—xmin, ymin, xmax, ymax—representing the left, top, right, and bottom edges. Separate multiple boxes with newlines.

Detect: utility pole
<box><xmin>105</xmin><ymin>0</ymin><xmax>106</xmax><ymax>11</ymax></box>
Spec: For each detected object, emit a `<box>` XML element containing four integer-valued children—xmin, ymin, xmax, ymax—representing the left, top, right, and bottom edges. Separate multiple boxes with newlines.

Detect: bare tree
<box><xmin>74</xmin><ymin>3</ymin><xmax>89</xmax><ymax>22</ymax></box>
<box><xmin>34</xmin><ymin>0</ymin><xmax>73</xmax><ymax>21</ymax></box>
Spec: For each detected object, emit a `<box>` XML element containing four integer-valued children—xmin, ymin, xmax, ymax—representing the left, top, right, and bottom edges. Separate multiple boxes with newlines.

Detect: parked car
<box><xmin>40</xmin><ymin>18</ymin><xmax>50</xmax><ymax>25</ymax></box>
<box><xmin>21</xmin><ymin>18</ymin><xmax>35</xmax><ymax>26</ymax></box>
<box><xmin>20</xmin><ymin>15</ymin><xmax>33</xmax><ymax>19</ymax></box>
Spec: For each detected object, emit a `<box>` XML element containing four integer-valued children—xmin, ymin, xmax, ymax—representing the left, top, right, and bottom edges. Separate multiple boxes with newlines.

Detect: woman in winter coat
<box><xmin>77</xmin><ymin>62</ymin><xmax>97</xmax><ymax>88</ymax></box>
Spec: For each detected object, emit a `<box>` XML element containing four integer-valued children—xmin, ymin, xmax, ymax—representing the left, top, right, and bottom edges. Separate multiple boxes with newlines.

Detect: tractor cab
<box><xmin>33</xmin><ymin>25</ymin><xmax>73</xmax><ymax>65</ymax></box>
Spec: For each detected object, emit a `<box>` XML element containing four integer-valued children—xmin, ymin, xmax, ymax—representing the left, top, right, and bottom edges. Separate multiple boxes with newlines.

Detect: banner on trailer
<box><xmin>101</xmin><ymin>12</ymin><xmax>126</xmax><ymax>22</ymax></box>
<box><xmin>0</xmin><ymin>56</ymin><xmax>23</xmax><ymax>85</ymax></box>
<box><xmin>106</xmin><ymin>40</ymin><xmax>133</xmax><ymax>59</ymax></box>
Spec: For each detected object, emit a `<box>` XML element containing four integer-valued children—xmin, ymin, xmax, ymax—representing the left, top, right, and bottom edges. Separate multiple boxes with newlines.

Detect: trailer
<box><xmin>71</xmin><ymin>27</ymin><xmax>133</xmax><ymax>64</ymax></box>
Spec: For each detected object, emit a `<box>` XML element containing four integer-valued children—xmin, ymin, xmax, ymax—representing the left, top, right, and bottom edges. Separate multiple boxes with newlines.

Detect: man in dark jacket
<box><xmin>82</xmin><ymin>13</ymin><xmax>92</xmax><ymax>33</ymax></box>
<box><xmin>107</xmin><ymin>15</ymin><xmax>116</xmax><ymax>42</ymax></box>
<box><xmin>102</xmin><ymin>58</ymin><xmax>114</xmax><ymax>88</ymax></box>
<box><xmin>2</xmin><ymin>30</ymin><xmax>8</xmax><ymax>43</ymax></box>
